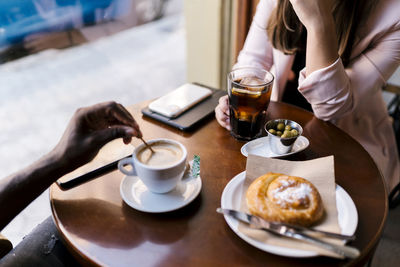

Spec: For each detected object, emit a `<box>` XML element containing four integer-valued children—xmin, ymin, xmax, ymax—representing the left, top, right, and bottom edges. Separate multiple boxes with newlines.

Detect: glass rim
<box><xmin>228</xmin><ymin>67</ymin><xmax>274</xmax><ymax>88</ymax></box>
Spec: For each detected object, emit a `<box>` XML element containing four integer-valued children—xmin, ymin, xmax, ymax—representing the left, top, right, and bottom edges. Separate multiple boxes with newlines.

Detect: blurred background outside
<box><xmin>0</xmin><ymin>0</ymin><xmax>186</xmax><ymax>246</ymax></box>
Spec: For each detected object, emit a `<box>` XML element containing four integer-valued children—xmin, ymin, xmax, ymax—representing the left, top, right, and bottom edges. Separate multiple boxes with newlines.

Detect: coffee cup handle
<box><xmin>118</xmin><ymin>157</ymin><xmax>137</xmax><ymax>176</ymax></box>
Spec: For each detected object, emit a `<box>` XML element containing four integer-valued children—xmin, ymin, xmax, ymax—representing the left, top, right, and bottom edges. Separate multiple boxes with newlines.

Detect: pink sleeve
<box><xmin>298</xmin><ymin>24</ymin><xmax>400</xmax><ymax>121</ymax></box>
<box><xmin>234</xmin><ymin>0</ymin><xmax>275</xmax><ymax>70</ymax></box>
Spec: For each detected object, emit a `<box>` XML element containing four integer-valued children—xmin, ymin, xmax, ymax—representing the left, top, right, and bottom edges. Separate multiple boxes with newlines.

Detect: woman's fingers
<box><xmin>215</xmin><ymin>110</ymin><xmax>231</xmax><ymax>130</ymax></box>
<box><xmin>215</xmin><ymin>96</ymin><xmax>231</xmax><ymax>130</ymax></box>
<box><xmin>219</xmin><ymin>95</ymin><xmax>230</xmax><ymax>115</ymax></box>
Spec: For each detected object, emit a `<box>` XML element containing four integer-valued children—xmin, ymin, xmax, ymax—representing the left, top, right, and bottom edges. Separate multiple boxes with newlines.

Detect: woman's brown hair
<box><xmin>267</xmin><ymin>0</ymin><xmax>377</xmax><ymax>66</ymax></box>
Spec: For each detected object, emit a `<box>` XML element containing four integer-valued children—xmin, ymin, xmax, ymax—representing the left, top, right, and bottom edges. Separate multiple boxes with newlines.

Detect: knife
<box><xmin>217</xmin><ymin>208</ymin><xmax>360</xmax><ymax>259</ymax></box>
<box><xmin>217</xmin><ymin>208</ymin><xmax>354</xmax><ymax>241</ymax></box>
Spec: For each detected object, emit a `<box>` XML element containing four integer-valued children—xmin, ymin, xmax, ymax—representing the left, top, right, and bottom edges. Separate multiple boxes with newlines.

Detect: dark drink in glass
<box><xmin>228</xmin><ymin>68</ymin><xmax>274</xmax><ymax>140</ymax></box>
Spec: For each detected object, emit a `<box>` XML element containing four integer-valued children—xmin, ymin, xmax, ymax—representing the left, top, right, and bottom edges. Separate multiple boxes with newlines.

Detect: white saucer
<box><xmin>241</xmin><ymin>136</ymin><xmax>309</xmax><ymax>158</ymax></box>
<box><xmin>120</xmin><ymin>172</ymin><xmax>202</xmax><ymax>213</ymax></box>
<box><xmin>221</xmin><ymin>171</ymin><xmax>358</xmax><ymax>257</ymax></box>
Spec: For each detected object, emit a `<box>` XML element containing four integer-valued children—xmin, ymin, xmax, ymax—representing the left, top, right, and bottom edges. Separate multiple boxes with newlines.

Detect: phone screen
<box><xmin>149</xmin><ymin>84</ymin><xmax>212</xmax><ymax>118</ymax></box>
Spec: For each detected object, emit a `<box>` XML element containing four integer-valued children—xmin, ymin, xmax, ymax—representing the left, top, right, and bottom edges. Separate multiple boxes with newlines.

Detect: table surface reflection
<box><xmin>50</xmin><ymin>100</ymin><xmax>387</xmax><ymax>267</ymax></box>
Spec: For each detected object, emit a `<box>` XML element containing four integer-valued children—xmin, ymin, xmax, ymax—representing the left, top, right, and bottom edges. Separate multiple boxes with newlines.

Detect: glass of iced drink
<box><xmin>227</xmin><ymin>67</ymin><xmax>274</xmax><ymax>141</ymax></box>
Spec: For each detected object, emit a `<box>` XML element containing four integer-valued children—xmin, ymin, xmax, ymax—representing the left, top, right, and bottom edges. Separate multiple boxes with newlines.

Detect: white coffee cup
<box><xmin>118</xmin><ymin>138</ymin><xmax>187</xmax><ymax>193</ymax></box>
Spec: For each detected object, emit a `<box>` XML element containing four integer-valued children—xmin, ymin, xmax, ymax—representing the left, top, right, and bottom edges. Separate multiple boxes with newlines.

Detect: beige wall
<box><xmin>184</xmin><ymin>0</ymin><xmax>235</xmax><ymax>90</ymax></box>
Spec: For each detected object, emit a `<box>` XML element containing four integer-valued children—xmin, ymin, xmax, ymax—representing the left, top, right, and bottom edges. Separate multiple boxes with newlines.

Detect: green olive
<box><xmin>268</xmin><ymin>129</ymin><xmax>276</xmax><ymax>135</ymax></box>
<box><xmin>285</xmin><ymin>125</ymin><xmax>292</xmax><ymax>131</ymax></box>
<box><xmin>276</xmin><ymin>123</ymin><xmax>285</xmax><ymax>131</ymax></box>
<box><xmin>291</xmin><ymin>129</ymin><xmax>299</xmax><ymax>136</ymax></box>
<box><xmin>276</xmin><ymin>131</ymin><xmax>283</xmax><ymax>136</ymax></box>
<box><xmin>282</xmin><ymin>130</ymin><xmax>292</xmax><ymax>138</ymax></box>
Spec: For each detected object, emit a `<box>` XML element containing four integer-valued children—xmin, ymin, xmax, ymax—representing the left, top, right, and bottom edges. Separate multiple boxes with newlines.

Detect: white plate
<box><xmin>120</xmin><ymin>172</ymin><xmax>202</xmax><ymax>213</ymax></box>
<box><xmin>220</xmin><ymin>171</ymin><xmax>358</xmax><ymax>257</ymax></box>
<box><xmin>241</xmin><ymin>136</ymin><xmax>309</xmax><ymax>158</ymax></box>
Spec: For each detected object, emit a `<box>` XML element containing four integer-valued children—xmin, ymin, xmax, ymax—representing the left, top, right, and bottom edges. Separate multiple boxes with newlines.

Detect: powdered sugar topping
<box><xmin>272</xmin><ymin>181</ymin><xmax>312</xmax><ymax>209</ymax></box>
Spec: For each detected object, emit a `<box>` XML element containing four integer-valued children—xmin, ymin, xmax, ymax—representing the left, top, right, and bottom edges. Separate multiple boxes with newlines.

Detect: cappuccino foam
<box><xmin>137</xmin><ymin>141</ymin><xmax>183</xmax><ymax>167</ymax></box>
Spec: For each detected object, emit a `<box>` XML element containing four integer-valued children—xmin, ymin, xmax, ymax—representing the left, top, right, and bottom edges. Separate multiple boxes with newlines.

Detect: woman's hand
<box><xmin>215</xmin><ymin>95</ymin><xmax>231</xmax><ymax>131</ymax></box>
<box><xmin>289</xmin><ymin>0</ymin><xmax>338</xmax><ymax>75</ymax></box>
<box><xmin>52</xmin><ymin>101</ymin><xmax>142</xmax><ymax>171</ymax></box>
<box><xmin>289</xmin><ymin>0</ymin><xmax>335</xmax><ymax>31</ymax></box>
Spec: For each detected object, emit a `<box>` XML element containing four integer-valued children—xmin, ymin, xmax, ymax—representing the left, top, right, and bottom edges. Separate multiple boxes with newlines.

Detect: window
<box><xmin>0</xmin><ymin>0</ymin><xmax>185</xmax><ymax>246</ymax></box>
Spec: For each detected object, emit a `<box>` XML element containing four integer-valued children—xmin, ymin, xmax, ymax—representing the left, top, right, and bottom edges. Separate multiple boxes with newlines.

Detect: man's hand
<box><xmin>0</xmin><ymin>101</ymin><xmax>142</xmax><ymax>230</ymax></box>
<box><xmin>52</xmin><ymin>101</ymin><xmax>142</xmax><ymax>172</ymax></box>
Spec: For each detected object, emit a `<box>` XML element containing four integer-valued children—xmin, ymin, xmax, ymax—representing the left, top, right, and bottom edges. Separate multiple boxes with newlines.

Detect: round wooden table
<box><xmin>50</xmin><ymin>101</ymin><xmax>388</xmax><ymax>266</ymax></box>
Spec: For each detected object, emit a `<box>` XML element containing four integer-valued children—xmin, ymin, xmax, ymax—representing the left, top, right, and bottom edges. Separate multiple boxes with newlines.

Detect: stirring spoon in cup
<box><xmin>140</xmin><ymin>137</ymin><xmax>155</xmax><ymax>153</ymax></box>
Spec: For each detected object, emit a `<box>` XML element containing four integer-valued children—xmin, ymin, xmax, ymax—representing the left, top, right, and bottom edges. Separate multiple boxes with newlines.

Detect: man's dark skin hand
<box><xmin>0</xmin><ymin>101</ymin><xmax>142</xmax><ymax>230</ymax></box>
